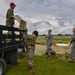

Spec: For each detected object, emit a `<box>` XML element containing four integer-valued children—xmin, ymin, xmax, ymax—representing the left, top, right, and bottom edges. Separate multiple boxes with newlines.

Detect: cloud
<box><xmin>0</xmin><ymin>0</ymin><xmax>75</xmax><ymax>34</ymax></box>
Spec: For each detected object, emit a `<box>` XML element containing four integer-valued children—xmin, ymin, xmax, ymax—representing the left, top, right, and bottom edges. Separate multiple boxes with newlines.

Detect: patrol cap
<box><xmin>10</xmin><ymin>2</ymin><xmax>16</xmax><ymax>6</ymax></box>
<box><xmin>73</xmin><ymin>28</ymin><xmax>75</xmax><ymax>33</ymax></box>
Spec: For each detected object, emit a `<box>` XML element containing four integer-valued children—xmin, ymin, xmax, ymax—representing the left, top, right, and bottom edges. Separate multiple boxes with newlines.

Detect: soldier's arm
<box><xmin>70</xmin><ymin>35</ymin><xmax>73</xmax><ymax>45</ymax></box>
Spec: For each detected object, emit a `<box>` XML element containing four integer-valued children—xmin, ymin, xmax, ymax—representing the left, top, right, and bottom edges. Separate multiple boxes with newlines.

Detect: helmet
<box><xmin>33</xmin><ymin>31</ymin><xmax>38</xmax><ymax>37</ymax></box>
<box><xmin>73</xmin><ymin>28</ymin><xmax>75</xmax><ymax>33</ymax></box>
<box><xmin>10</xmin><ymin>2</ymin><xmax>16</xmax><ymax>6</ymax></box>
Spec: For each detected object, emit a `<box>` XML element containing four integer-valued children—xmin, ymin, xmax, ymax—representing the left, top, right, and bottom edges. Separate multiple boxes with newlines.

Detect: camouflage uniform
<box><xmin>70</xmin><ymin>33</ymin><xmax>75</xmax><ymax>61</ymax></box>
<box><xmin>22</xmin><ymin>29</ymin><xmax>28</xmax><ymax>53</ymax></box>
<box><xmin>26</xmin><ymin>35</ymin><xmax>36</xmax><ymax>67</ymax></box>
<box><xmin>6</xmin><ymin>8</ymin><xmax>15</xmax><ymax>27</ymax></box>
<box><xmin>46</xmin><ymin>33</ymin><xmax>53</xmax><ymax>58</ymax></box>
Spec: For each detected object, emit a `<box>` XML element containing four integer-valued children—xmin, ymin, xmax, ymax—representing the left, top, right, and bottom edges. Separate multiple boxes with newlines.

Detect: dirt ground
<box><xmin>18</xmin><ymin>44</ymin><xmax>71</xmax><ymax>55</ymax></box>
<box><xmin>34</xmin><ymin>44</ymin><xmax>71</xmax><ymax>55</ymax></box>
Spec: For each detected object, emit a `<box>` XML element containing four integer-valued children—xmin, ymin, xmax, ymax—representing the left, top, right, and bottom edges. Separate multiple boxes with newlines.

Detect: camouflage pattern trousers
<box><xmin>27</xmin><ymin>46</ymin><xmax>35</xmax><ymax>67</ymax></box>
<box><xmin>46</xmin><ymin>43</ymin><xmax>52</xmax><ymax>57</ymax></box>
<box><xmin>71</xmin><ymin>43</ymin><xmax>75</xmax><ymax>60</ymax></box>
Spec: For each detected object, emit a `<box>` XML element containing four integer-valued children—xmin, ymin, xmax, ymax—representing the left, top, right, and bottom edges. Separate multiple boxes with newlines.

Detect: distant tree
<box><xmin>64</xmin><ymin>34</ymin><xmax>72</xmax><ymax>36</ymax></box>
<box><xmin>57</xmin><ymin>34</ymin><xmax>62</xmax><ymax>36</ymax></box>
<box><xmin>65</xmin><ymin>34</ymin><xmax>69</xmax><ymax>36</ymax></box>
<box><xmin>42</xmin><ymin>34</ymin><xmax>46</xmax><ymax>36</ymax></box>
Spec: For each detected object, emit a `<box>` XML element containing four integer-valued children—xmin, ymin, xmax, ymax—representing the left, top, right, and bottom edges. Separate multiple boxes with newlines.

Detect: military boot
<box><xmin>28</xmin><ymin>67</ymin><xmax>35</xmax><ymax>73</ymax></box>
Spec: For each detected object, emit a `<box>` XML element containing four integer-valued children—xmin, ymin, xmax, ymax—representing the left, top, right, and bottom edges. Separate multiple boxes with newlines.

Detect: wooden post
<box><xmin>0</xmin><ymin>30</ymin><xmax>2</xmax><ymax>48</ymax></box>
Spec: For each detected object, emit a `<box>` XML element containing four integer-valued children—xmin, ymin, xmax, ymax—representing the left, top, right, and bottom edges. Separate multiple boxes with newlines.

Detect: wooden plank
<box><xmin>0</xmin><ymin>45</ymin><xmax>17</xmax><ymax>53</ymax></box>
<box><xmin>0</xmin><ymin>30</ymin><xmax>2</xmax><ymax>48</ymax></box>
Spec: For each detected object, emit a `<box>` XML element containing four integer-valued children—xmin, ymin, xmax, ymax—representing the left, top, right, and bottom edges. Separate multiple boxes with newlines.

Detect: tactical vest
<box><xmin>6</xmin><ymin>8</ymin><xmax>14</xmax><ymax>27</ymax></box>
<box><xmin>26</xmin><ymin>35</ymin><xmax>36</xmax><ymax>46</ymax></box>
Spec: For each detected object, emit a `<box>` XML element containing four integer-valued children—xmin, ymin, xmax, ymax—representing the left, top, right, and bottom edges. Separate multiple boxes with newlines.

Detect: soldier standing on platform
<box><xmin>6</xmin><ymin>2</ymin><xmax>16</xmax><ymax>27</ymax></box>
<box><xmin>25</xmin><ymin>30</ymin><xmax>38</xmax><ymax>73</ymax></box>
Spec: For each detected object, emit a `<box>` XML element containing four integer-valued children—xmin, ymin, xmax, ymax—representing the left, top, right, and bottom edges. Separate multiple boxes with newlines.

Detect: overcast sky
<box><xmin>0</xmin><ymin>0</ymin><xmax>75</xmax><ymax>35</ymax></box>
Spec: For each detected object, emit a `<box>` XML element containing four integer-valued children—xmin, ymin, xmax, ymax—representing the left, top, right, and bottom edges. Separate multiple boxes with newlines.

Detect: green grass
<box><xmin>5</xmin><ymin>36</ymin><xmax>73</xmax><ymax>75</ymax></box>
<box><xmin>36</xmin><ymin>36</ymin><xmax>46</xmax><ymax>44</ymax></box>
<box><xmin>5</xmin><ymin>54</ymin><xmax>75</xmax><ymax>75</ymax></box>
<box><xmin>36</xmin><ymin>35</ymin><xmax>71</xmax><ymax>44</ymax></box>
<box><xmin>53</xmin><ymin>36</ymin><xmax>71</xmax><ymax>44</ymax></box>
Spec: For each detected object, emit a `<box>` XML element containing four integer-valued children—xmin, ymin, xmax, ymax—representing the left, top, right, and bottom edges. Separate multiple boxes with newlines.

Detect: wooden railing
<box><xmin>0</xmin><ymin>25</ymin><xmax>25</xmax><ymax>53</ymax></box>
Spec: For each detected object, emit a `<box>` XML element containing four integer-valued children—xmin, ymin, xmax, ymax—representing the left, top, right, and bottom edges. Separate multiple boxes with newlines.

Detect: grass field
<box><xmin>36</xmin><ymin>35</ymin><xmax>71</xmax><ymax>44</ymax></box>
<box><xmin>5</xmin><ymin>35</ymin><xmax>73</xmax><ymax>75</ymax></box>
<box><xmin>5</xmin><ymin>54</ymin><xmax>75</xmax><ymax>75</ymax></box>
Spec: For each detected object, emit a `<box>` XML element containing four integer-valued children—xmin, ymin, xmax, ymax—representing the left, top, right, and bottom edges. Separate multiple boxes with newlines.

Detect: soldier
<box><xmin>25</xmin><ymin>30</ymin><xmax>38</xmax><ymax>73</ymax></box>
<box><xmin>46</xmin><ymin>29</ymin><xmax>53</xmax><ymax>59</ymax></box>
<box><xmin>6</xmin><ymin>2</ymin><xmax>16</xmax><ymax>27</ymax></box>
<box><xmin>68</xmin><ymin>28</ymin><xmax>75</xmax><ymax>62</ymax></box>
<box><xmin>21</xmin><ymin>28</ymin><xmax>28</xmax><ymax>53</ymax></box>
